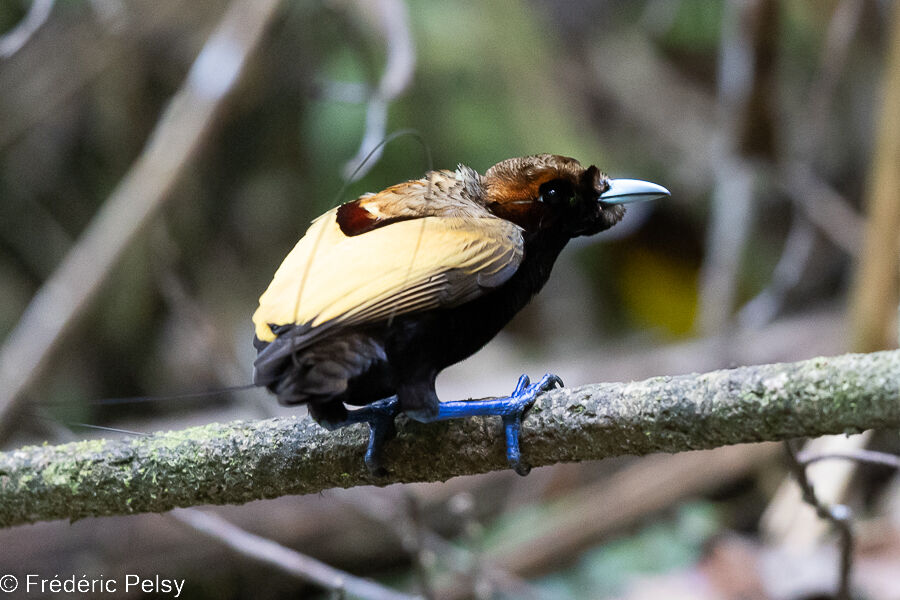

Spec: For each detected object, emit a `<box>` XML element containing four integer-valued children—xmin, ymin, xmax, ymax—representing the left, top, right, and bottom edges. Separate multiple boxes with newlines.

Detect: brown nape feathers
<box><xmin>251</xmin><ymin>154</ymin><xmax>669</xmax><ymax>475</ymax></box>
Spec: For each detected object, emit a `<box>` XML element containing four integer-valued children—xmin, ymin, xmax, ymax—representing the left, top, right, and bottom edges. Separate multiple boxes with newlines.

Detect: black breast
<box><xmin>382</xmin><ymin>229</ymin><xmax>571</xmax><ymax>383</ymax></box>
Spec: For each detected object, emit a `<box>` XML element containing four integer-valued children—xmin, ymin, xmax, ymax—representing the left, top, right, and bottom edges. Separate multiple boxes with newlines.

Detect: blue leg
<box><xmin>413</xmin><ymin>373</ymin><xmax>563</xmax><ymax>476</ymax></box>
<box><xmin>320</xmin><ymin>397</ymin><xmax>401</xmax><ymax>476</ymax></box>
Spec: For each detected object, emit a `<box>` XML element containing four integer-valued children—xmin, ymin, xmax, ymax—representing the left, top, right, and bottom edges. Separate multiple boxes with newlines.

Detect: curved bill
<box><xmin>600</xmin><ymin>178</ymin><xmax>670</xmax><ymax>205</ymax></box>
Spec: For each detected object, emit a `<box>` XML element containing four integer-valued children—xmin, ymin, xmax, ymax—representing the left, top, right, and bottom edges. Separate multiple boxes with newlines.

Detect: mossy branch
<box><xmin>2</xmin><ymin>350</ymin><xmax>899</xmax><ymax>528</ymax></box>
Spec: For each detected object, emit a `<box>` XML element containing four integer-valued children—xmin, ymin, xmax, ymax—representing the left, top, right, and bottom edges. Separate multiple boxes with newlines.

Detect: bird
<box><xmin>251</xmin><ymin>154</ymin><xmax>669</xmax><ymax>476</ymax></box>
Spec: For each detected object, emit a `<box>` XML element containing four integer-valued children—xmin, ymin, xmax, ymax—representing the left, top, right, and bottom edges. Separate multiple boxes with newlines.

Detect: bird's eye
<box><xmin>538</xmin><ymin>179</ymin><xmax>575</xmax><ymax>206</ymax></box>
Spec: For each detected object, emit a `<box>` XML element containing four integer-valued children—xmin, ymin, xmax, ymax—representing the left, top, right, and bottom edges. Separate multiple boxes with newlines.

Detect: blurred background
<box><xmin>0</xmin><ymin>0</ymin><xmax>899</xmax><ymax>598</ymax></box>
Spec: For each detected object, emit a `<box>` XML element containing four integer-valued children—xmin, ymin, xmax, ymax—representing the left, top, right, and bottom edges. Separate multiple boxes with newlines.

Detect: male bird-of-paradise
<box><xmin>252</xmin><ymin>154</ymin><xmax>669</xmax><ymax>475</ymax></box>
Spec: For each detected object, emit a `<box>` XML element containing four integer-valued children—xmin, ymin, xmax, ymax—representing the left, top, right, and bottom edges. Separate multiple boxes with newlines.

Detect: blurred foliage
<box><xmin>618</xmin><ymin>246</ymin><xmax>698</xmax><ymax>336</ymax></box>
<box><xmin>0</xmin><ymin>0</ymin><xmax>897</xmax><ymax>596</ymax></box>
<box><xmin>532</xmin><ymin>503</ymin><xmax>720</xmax><ymax>598</ymax></box>
<box><xmin>0</xmin><ymin>1</ymin><xmax>25</xmax><ymax>32</ymax></box>
<box><xmin>663</xmin><ymin>0</ymin><xmax>724</xmax><ymax>53</ymax></box>
<box><xmin>2</xmin><ymin>0</ymin><xmax>883</xmax><ymax>408</ymax></box>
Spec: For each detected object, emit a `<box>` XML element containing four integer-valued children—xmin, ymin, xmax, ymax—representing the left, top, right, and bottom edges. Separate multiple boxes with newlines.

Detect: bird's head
<box><xmin>480</xmin><ymin>154</ymin><xmax>669</xmax><ymax>237</ymax></box>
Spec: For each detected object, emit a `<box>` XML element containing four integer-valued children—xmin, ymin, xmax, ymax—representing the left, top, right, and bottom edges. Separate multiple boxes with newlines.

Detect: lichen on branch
<box><xmin>1</xmin><ymin>350</ymin><xmax>898</xmax><ymax>529</ymax></box>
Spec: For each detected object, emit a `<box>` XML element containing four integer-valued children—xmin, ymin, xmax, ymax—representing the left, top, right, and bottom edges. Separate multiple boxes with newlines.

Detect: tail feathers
<box><xmin>270</xmin><ymin>368</ymin><xmax>349</xmax><ymax>406</ymax></box>
<box><xmin>254</xmin><ymin>328</ymin><xmax>388</xmax><ymax>398</ymax></box>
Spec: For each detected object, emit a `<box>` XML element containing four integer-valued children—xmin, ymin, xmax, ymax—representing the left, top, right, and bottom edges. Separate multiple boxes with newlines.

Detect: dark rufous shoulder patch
<box><xmin>336</xmin><ymin>200</ymin><xmax>417</xmax><ymax>236</ymax></box>
<box><xmin>336</xmin><ymin>201</ymin><xmax>378</xmax><ymax>236</ymax></box>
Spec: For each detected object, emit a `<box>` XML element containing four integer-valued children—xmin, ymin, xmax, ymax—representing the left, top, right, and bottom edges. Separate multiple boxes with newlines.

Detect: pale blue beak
<box><xmin>599</xmin><ymin>179</ymin><xmax>670</xmax><ymax>204</ymax></box>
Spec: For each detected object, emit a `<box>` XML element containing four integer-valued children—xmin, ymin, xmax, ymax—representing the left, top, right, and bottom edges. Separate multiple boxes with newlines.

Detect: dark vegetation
<box><xmin>0</xmin><ymin>0</ymin><xmax>898</xmax><ymax>598</ymax></box>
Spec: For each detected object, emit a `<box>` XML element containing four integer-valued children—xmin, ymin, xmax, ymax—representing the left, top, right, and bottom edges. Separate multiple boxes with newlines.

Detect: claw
<box><xmin>502</xmin><ymin>373</ymin><xmax>563</xmax><ymax>475</ymax></box>
<box><xmin>536</xmin><ymin>373</ymin><xmax>564</xmax><ymax>393</ymax></box>
<box><xmin>511</xmin><ymin>374</ymin><xmax>531</xmax><ymax>396</ymax></box>
<box><xmin>503</xmin><ymin>416</ymin><xmax>529</xmax><ymax>475</ymax></box>
<box><xmin>337</xmin><ymin>397</ymin><xmax>401</xmax><ymax>477</ymax></box>
<box><xmin>363</xmin><ymin>432</ymin><xmax>388</xmax><ymax>477</ymax></box>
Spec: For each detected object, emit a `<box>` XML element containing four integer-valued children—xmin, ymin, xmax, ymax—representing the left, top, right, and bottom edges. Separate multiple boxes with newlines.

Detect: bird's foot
<box><xmin>336</xmin><ymin>397</ymin><xmax>401</xmax><ymax>477</ymax></box>
<box><xmin>429</xmin><ymin>373</ymin><xmax>564</xmax><ymax>476</ymax></box>
<box><xmin>501</xmin><ymin>373</ymin><xmax>564</xmax><ymax>475</ymax></box>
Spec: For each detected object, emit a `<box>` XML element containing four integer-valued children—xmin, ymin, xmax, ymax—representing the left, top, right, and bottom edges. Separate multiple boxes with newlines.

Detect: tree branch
<box><xmin>171</xmin><ymin>508</ymin><xmax>421</xmax><ymax>600</ymax></box>
<box><xmin>1</xmin><ymin>350</ymin><xmax>899</xmax><ymax>529</ymax></box>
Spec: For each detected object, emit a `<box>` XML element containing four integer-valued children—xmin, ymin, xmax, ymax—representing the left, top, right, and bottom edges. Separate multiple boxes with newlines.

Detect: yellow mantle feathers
<box><xmin>253</xmin><ymin>208</ymin><xmax>523</xmax><ymax>342</ymax></box>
